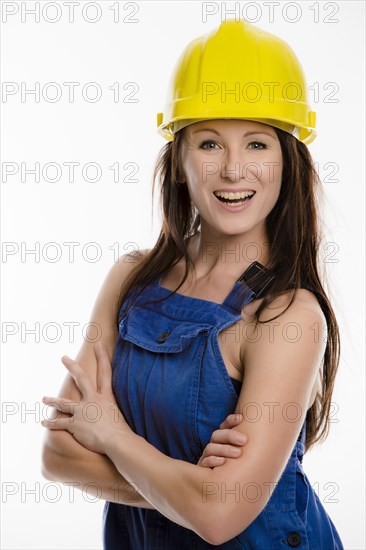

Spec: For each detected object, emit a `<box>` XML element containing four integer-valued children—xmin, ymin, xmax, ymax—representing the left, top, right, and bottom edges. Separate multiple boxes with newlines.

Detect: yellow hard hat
<box><xmin>157</xmin><ymin>19</ymin><xmax>316</xmax><ymax>145</ymax></box>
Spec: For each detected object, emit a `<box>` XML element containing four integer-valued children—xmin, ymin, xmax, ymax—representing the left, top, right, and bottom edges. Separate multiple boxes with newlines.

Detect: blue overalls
<box><xmin>103</xmin><ymin>264</ymin><xmax>344</xmax><ymax>549</ymax></box>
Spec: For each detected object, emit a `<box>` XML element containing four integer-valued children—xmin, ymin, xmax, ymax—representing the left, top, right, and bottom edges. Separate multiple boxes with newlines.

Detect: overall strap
<box><xmin>223</xmin><ymin>261</ymin><xmax>276</xmax><ymax>315</ymax></box>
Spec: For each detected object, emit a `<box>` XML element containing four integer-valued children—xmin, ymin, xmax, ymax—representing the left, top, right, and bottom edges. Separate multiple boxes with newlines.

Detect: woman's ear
<box><xmin>176</xmin><ymin>163</ymin><xmax>186</xmax><ymax>184</ymax></box>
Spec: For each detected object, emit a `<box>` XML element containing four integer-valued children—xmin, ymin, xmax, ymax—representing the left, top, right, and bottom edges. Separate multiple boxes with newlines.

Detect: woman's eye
<box><xmin>199</xmin><ymin>140</ymin><xmax>267</xmax><ymax>150</ymax></box>
<box><xmin>248</xmin><ymin>141</ymin><xmax>267</xmax><ymax>150</ymax></box>
<box><xmin>199</xmin><ymin>140</ymin><xmax>220</xmax><ymax>150</ymax></box>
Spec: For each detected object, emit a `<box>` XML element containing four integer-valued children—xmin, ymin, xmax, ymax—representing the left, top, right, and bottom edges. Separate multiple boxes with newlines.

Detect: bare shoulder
<box><xmin>118</xmin><ymin>247</ymin><xmax>150</xmax><ymax>276</ymax></box>
<box><xmin>74</xmin><ymin>247</ymin><xmax>151</xmax><ymax>364</ymax></box>
<box><xmin>112</xmin><ymin>245</ymin><xmax>151</xmax><ymax>283</ymax></box>
<box><xmin>242</xmin><ymin>286</ymin><xmax>325</xmax><ymax>322</ymax></box>
<box><xmin>102</xmin><ymin>246</ymin><xmax>151</xmax><ymax>309</ymax></box>
<box><xmin>240</xmin><ymin>287</ymin><xmax>327</xmax><ymax>359</ymax></box>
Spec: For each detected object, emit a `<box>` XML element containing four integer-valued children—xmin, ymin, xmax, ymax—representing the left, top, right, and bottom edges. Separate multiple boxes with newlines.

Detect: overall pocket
<box><xmin>116</xmin><ymin>306</ymin><xmax>210</xmax><ymax>463</ymax></box>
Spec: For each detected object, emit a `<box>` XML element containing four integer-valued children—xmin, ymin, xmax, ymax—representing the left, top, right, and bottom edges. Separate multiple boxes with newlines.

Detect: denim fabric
<box><xmin>103</xmin><ymin>272</ymin><xmax>344</xmax><ymax>549</ymax></box>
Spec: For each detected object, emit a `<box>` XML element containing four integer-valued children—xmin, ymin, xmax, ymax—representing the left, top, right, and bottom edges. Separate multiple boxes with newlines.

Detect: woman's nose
<box><xmin>220</xmin><ymin>150</ymin><xmax>247</xmax><ymax>183</ymax></box>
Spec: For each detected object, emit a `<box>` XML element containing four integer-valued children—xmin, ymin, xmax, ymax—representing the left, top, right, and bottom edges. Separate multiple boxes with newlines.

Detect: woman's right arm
<box><xmin>41</xmin><ymin>250</ymin><xmax>248</xmax><ymax>507</ymax></box>
<box><xmin>41</xmin><ymin>250</ymin><xmax>155</xmax><ymax>507</ymax></box>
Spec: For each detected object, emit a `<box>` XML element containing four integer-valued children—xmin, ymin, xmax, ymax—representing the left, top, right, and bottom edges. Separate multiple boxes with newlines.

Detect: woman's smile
<box><xmin>212</xmin><ymin>188</ymin><xmax>257</xmax><ymax>212</ymax></box>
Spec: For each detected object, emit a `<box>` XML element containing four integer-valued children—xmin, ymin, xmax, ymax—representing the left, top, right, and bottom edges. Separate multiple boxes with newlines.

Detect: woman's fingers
<box><xmin>61</xmin><ymin>356</ymin><xmax>94</xmax><ymax>395</ymax></box>
<box><xmin>41</xmin><ymin>417</ymin><xmax>71</xmax><ymax>431</ymax></box>
<box><xmin>197</xmin><ymin>417</ymin><xmax>248</xmax><ymax>468</ymax></box>
<box><xmin>42</xmin><ymin>396</ymin><xmax>78</xmax><ymax>414</ymax></box>
<box><xmin>210</xmin><ymin>427</ymin><xmax>248</xmax><ymax>446</ymax></box>
<box><xmin>201</xmin><ymin>440</ymin><xmax>244</xmax><ymax>459</ymax></box>
<box><xmin>219</xmin><ymin>413</ymin><xmax>243</xmax><ymax>429</ymax></box>
<box><xmin>198</xmin><ymin>456</ymin><xmax>226</xmax><ymax>468</ymax></box>
<box><xmin>41</xmin><ymin>396</ymin><xmax>79</xmax><ymax>431</ymax></box>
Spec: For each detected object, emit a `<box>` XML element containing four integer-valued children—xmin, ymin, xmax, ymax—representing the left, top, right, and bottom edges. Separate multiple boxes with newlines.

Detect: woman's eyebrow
<box><xmin>192</xmin><ymin>128</ymin><xmax>275</xmax><ymax>138</ymax></box>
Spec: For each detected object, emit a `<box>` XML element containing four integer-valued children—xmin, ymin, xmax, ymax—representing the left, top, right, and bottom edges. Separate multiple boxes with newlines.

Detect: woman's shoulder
<box><xmin>135</xmin><ymin>247</ymin><xmax>152</xmax><ymax>258</ymax></box>
<box><xmin>113</xmin><ymin>248</ymin><xmax>151</xmax><ymax>274</ymax></box>
<box><xmin>102</xmin><ymin>248</ymin><xmax>152</xmax><ymax>299</ymax></box>
<box><xmin>240</xmin><ymin>286</ymin><xmax>327</xmax><ymax>379</ymax></box>
<box><xmin>241</xmin><ymin>285</ymin><xmax>326</xmax><ymax>326</ymax></box>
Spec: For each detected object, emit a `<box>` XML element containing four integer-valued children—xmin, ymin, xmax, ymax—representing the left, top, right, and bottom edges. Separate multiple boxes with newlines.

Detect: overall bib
<box><xmin>103</xmin><ymin>265</ymin><xmax>344</xmax><ymax>549</ymax></box>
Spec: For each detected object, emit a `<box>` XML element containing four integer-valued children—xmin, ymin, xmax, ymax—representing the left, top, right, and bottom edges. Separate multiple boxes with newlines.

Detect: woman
<box><xmin>41</xmin><ymin>19</ymin><xmax>344</xmax><ymax>548</ymax></box>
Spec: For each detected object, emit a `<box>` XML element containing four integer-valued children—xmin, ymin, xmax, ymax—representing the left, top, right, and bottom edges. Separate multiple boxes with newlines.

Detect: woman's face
<box><xmin>179</xmin><ymin>119</ymin><xmax>283</xmax><ymax>239</ymax></box>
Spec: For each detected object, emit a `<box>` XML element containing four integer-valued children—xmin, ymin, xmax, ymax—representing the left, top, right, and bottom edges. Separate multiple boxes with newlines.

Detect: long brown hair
<box><xmin>113</xmin><ymin>127</ymin><xmax>341</xmax><ymax>453</ymax></box>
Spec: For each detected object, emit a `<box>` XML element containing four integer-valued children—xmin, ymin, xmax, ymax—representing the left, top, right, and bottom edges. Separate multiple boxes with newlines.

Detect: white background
<box><xmin>1</xmin><ymin>1</ymin><xmax>365</xmax><ymax>548</ymax></box>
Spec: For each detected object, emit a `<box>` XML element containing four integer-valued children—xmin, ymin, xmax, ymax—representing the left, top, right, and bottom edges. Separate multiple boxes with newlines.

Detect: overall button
<box><xmin>286</xmin><ymin>531</ymin><xmax>301</xmax><ymax>547</ymax></box>
<box><xmin>157</xmin><ymin>331</ymin><xmax>170</xmax><ymax>343</ymax></box>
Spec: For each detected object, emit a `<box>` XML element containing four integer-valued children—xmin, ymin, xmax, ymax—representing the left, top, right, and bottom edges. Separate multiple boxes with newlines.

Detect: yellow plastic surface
<box><xmin>157</xmin><ymin>19</ymin><xmax>316</xmax><ymax>144</ymax></box>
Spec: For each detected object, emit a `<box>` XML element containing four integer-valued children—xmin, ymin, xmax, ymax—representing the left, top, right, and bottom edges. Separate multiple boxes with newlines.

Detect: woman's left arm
<box><xmin>43</xmin><ymin>290</ymin><xmax>326</xmax><ymax>545</ymax></box>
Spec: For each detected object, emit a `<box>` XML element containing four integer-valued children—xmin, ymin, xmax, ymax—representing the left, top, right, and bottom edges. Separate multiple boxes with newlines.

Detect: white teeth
<box><xmin>214</xmin><ymin>190</ymin><xmax>255</xmax><ymax>199</ymax></box>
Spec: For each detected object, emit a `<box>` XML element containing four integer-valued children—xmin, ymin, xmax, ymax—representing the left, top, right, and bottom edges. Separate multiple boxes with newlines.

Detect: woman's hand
<box><xmin>197</xmin><ymin>413</ymin><xmax>247</xmax><ymax>468</ymax></box>
<box><xmin>41</xmin><ymin>340</ymin><xmax>131</xmax><ymax>454</ymax></box>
